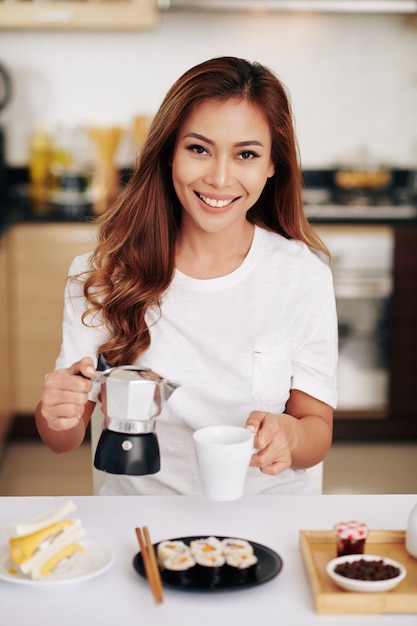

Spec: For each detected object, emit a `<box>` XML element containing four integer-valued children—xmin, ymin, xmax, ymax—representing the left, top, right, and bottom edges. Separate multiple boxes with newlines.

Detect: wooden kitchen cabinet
<box><xmin>6</xmin><ymin>221</ymin><xmax>98</xmax><ymax>415</ymax></box>
<box><xmin>0</xmin><ymin>0</ymin><xmax>159</xmax><ymax>30</ymax></box>
<box><xmin>0</xmin><ymin>235</ymin><xmax>12</xmax><ymax>452</ymax></box>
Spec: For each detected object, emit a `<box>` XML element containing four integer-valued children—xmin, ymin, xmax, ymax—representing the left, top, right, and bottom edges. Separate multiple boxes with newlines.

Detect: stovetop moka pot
<box><xmin>93</xmin><ymin>365</ymin><xmax>180</xmax><ymax>476</ymax></box>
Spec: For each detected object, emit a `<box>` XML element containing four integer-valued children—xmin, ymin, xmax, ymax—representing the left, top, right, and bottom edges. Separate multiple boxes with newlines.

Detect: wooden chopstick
<box><xmin>135</xmin><ymin>527</ymin><xmax>164</xmax><ymax>604</ymax></box>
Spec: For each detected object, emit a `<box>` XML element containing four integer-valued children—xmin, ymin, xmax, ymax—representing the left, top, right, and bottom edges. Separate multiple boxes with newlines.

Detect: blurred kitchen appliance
<box><xmin>333</xmin><ymin>166</ymin><xmax>392</xmax><ymax>206</ymax></box>
<box><xmin>303</xmin><ymin>167</ymin><xmax>417</xmax><ymax>219</ymax></box>
<box><xmin>93</xmin><ymin>363</ymin><xmax>180</xmax><ymax>475</ymax></box>
<box><xmin>317</xmin><ymin>226</ymin><xmax>394</xmax><ymax>416</ymax></box>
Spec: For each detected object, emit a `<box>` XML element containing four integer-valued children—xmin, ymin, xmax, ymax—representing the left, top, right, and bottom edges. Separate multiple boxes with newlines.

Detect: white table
<box><xmin>1</xmin><ymin>494</ymin><xmax>416</xmax><ymax>626</ymax></box>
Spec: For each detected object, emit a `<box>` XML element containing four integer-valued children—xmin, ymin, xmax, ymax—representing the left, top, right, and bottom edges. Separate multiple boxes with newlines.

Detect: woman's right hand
<box><xmin>40</xmin><ymin>357</ymin><xmax>96</xmax><ymax>432</ymax></box>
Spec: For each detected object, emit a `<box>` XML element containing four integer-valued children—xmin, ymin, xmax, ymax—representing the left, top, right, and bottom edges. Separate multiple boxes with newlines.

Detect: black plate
<box><xmin>133</xmin><ymin>535</ymin><xmax>283</xmax><ymax>592</ymax></box>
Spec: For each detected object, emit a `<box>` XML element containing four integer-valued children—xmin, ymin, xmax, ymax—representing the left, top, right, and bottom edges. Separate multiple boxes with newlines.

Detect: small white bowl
<box><xmin>326</xmin><ymin>554</ymin><xmax>406</xmax><ymax>593</ymax></box>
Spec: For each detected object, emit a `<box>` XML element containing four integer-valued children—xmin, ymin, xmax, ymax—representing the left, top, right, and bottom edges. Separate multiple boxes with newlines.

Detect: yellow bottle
<box><xmin>29</xmin><ymin>121</ymin><xmax>53</xmax><ymax>214</ymax></box>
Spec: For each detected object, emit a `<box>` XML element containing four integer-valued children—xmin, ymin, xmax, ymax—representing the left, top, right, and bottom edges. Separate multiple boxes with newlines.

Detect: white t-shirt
<box><xmin>56</xmin><ymin>225</ymin><xmax>338</xmax><ymax>495</ymax></box>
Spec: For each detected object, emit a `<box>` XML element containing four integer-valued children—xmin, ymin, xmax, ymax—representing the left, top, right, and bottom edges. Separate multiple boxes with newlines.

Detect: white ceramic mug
<box><xmin>193</xmin><ymin>425</ymin><xmax>254</xmax><ymax>501</ymax></box>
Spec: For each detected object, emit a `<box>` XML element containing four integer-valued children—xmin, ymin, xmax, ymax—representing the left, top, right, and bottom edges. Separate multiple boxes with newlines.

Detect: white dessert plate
<box><xmin>326</xmin><ymin>554</ymin><xmax>406</xmax><ymax>593</ymax></box>
<box><xmin>0</xmin><ymin>541</ymin><xmax>113</xmax><ymax>587</ymax></box>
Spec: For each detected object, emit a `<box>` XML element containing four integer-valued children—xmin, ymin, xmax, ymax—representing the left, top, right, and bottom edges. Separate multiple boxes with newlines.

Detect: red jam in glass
<box><xmin>333</xmin><ymin>521</ymin><xmax>369</xmax><ymax>557</ymax></box>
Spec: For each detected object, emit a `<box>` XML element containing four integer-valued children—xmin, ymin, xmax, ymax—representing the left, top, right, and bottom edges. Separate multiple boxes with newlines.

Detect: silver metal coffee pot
<box><xmin>93</xmin><ymin>364</ymin><xmax>180</xmax><ymax>476</ymax></box>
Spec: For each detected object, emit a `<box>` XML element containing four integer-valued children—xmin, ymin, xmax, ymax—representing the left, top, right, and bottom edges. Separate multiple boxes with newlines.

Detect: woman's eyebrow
<box><xmin>184</xmin><ymin>132</ymin><xmax>214</xmax><ymax>145</ymax></box>
<box><xmin>184</xmin><ymin>132</ymin><xmax>264</xmax><ymax>148</ymax></box>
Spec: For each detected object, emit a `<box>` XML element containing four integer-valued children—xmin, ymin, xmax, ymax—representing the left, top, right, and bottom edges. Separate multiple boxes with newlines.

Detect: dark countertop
<box><xmin>303</xmin><ymin>203</ymin><xmax>417</xmax><ymax>226</ymax></box>
<box><xmin>2</xmin><ymin>198</ymin><xmax>417</xmax><ymax>237</ymax></box>
<box><xmin>0</xmin><ymin>199</ymin><xmax>98</xmax><ymax>235</ymax></box>
<box><xmin>0</xmin><ymin>166</ymin><xmax>134</xmax><ymax>235</ymax></box>
<box><xmin>1</xmin><ymin>166</ymin><xmax>417</xmax><ymax>235</ymax></box>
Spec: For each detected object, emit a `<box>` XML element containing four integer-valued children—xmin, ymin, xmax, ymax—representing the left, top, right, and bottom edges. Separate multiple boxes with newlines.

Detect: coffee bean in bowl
<box><xmin>326</xmin><ymin>554</ymin><xmax>406</xmax><ymax>593</ymax></box>
<box><xmin>334</xmin><ymin>558</ymin><xmax>400</xmax><ymax>581</ymax></box>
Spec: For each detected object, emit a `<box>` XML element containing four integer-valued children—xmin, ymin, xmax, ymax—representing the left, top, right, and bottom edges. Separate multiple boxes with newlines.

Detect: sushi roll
<box><xmin>224</xmin><ymin>551</ymin><xmax>258</xmax><ymax>585</ymax></box>
<box><xmin>194</xmin><ymin>550</ymin><xmax>225</xmax><ymax>587</ymax></box>
<box><xmin>157</xmin><ymin>540</ymin><xmax>190</xmax><ymax>567</ymax></box>
<box><xmin>189</xmin><ymin>536</ymin><xmax>222</xmax><ymax>557</ymax></box>
<box><xmin>221</xmin><ymin>538</ymin><xmax>254</xmax><ymax>557</ymax></box>
<box><xmin>162</xmin><ymin>552</ymin><xmax>196</xmax><ymax>585</ymax></box>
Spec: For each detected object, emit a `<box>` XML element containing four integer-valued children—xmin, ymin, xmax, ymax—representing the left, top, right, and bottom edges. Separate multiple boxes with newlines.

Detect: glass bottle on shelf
<box><xmin>49</xmin><ymin>125</ymin><xmax>93</xmax><ymax>217</ymax></box>
<box><xmin>29</xmin><ymin>121</ymin><xmax>53</xmax><ymax>215</ymax></box>
<box><xmin>87</xmin><ymin>125</ymin><xmax>122</xmax><ymax>215</ymax></box>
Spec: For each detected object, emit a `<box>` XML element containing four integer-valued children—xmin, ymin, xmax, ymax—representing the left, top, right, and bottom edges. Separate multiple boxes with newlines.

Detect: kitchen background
<box><xmin>1</xmin><ymin>9</ymin><xmax>417</xmax><ymax>169</ymax></box>
<box><xmin>0</xmin><ymin>2</ymin><xmax>416</xmax><ymax>496</ymax></box>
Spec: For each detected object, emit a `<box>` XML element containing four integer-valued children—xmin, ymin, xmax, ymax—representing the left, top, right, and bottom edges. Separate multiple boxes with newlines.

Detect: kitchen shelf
<box><xmin>0</xmin><ymin>0</ymin><xmax>159</xmax><ymax>30</ymax></box>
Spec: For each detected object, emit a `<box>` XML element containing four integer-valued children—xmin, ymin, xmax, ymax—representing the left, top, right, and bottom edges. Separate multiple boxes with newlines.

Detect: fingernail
<box><xmin>246</xmin><ymin>425</ymin><xmax>256</xmax><ymax>434</ymax></box>
<box><xmin>86</xmin><ymin>366</ymin><xmax>95</xmax><ymax>375</ymax></box>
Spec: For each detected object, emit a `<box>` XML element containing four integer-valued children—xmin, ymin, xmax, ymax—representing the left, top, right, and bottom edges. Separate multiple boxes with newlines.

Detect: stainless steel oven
<box><xmin>315</xmin><ymin>225</ymin><xmax>394</xmax><ymax>417</ymax></box>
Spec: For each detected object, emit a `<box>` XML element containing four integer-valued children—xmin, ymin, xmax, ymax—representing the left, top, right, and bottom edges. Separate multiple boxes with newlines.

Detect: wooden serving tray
<box><xmin>300</xmin><ymin>529</ymin><xmax>417</xmax><ymax>614</ymax></box>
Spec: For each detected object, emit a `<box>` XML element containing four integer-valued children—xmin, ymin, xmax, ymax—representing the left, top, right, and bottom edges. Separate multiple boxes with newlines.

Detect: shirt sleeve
<box><xmin>54</xmin><ymin>253</ymin><xmax>110</xmax><ymax>401</ymax></box>
<box><xmin>291</xmin><ymin>266</ymin><xmax>339</xmax><ymax>409</ymax></box>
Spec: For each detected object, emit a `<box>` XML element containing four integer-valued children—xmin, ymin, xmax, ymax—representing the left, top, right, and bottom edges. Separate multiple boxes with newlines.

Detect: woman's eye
<box><xmin>186</xmin><ymin>144</ymin><xmax>209</xmax><ymax>155</ymax></box>
<box><xmin>238</xmin><ymin>150</ymin><xmax>259</xmax><ymax>160</ymax></box>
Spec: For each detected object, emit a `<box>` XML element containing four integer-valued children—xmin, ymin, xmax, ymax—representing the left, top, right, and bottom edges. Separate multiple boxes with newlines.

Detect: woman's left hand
<box><xmin>245</xmin><ymin>410</ymin><xmax>295</xmax><ymax>476</ymax></box>
<box><xmin>245</xmin><ymin>390</ymin><xmax>333</xmax><ymax>475</ymax></box>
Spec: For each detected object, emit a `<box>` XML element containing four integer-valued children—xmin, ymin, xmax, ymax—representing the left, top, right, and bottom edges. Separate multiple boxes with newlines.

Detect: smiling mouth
<box><xmin>196</xmin><ymin>192</ymin><xmax>238</xmax><ymax>209</ymax></box>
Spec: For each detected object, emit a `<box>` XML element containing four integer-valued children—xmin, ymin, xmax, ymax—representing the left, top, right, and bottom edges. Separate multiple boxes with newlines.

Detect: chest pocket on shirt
<box><xmin>250</xmin><ymin>344</ymin><xmax>292</xmax><ymax>406</ymax></box>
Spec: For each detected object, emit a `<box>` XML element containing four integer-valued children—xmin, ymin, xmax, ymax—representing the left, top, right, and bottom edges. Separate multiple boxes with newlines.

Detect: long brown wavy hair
<box><xmin>82</xmin><ymin>56</ymin><xmax>330</xmax><ymax>366</ymax></box>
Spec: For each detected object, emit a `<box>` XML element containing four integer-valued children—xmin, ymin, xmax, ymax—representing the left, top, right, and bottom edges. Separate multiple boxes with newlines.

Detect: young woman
<box><xmin>36</xmin><ymin>56</ymin><xmax>338</xmax><ymax>495</ymax></box>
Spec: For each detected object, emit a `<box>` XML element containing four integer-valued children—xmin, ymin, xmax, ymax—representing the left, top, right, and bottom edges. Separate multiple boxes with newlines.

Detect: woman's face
<box><xmin>171</xmin><ymin>98</ymin><xmax>275</xmax><ymax>236</ymax></box>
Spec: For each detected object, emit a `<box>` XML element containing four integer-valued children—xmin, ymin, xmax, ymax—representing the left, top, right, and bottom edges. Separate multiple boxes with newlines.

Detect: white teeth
<box><xmin>199</xmin><ymin>194</ymin><xmax>233</xmax><ymax>208</ymax></box>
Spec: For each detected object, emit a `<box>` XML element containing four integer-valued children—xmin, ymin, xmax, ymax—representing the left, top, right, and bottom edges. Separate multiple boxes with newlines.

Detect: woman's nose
<box><xmin>204</xmin><ymin>156</ymin><xmax>233</xmax><ymax>188</ymax></box>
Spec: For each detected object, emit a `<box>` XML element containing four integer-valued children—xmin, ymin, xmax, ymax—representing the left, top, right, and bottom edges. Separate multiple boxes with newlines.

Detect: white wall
<box><xmin>1</xmin><ymin>11</ymin><xmax>417</xmax><ymax>168</ymax></box>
